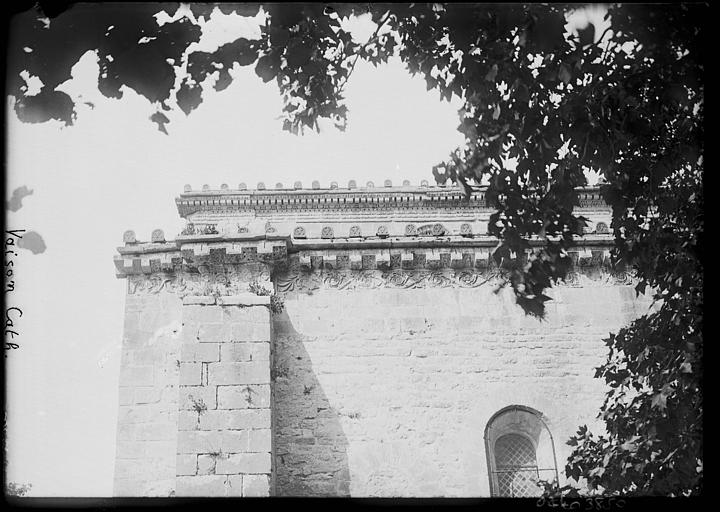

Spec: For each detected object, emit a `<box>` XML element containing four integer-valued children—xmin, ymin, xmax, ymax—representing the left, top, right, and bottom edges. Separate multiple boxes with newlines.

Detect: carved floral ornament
<box><xmin>151</xmin><ymin>229</ymin><xmax>165</xmax><ymax>243</ymax></box>
<box><xmin>595</xmin><ymin>222</ymin><xmax>610</xmax><ymax>234</ymax></box>
<box><xmin>180</xmin><ymin>223</ymin><xmax>219</xmax><ymax>236</ymax></box>
<box><xmin>275</xmin><ymin>266</ymin><xmax>635</xmax><ymax>293</ymax></box>
<box><xmin>126</xmin><ymin>263</ymin><xmax>635</xmax><ymax>295</ymax></box>
<box><xmin>291</xmin><ymin>223</ymin><xmax>457</xmax><ymax>240</ymax></box>
<box><xmin>127</xmin><ymin>265</ymin><xmax>272</xmax><ymax>296</ymax></box>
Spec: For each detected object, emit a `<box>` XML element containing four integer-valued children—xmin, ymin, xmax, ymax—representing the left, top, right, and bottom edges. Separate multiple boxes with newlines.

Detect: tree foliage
<box><xmin>5</xmin><ymin>1</ymin><xmax>704</xmax><ymax>496</ymax></box>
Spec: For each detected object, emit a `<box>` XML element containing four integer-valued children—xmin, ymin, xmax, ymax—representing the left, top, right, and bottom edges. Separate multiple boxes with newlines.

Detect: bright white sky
<box><xmin>5</xmin><ymin>5</ymin><xmax>605</xmax><ymax>496</ymax></box>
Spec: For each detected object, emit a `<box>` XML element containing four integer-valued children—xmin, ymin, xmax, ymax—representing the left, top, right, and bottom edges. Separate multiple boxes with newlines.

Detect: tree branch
<box><xmin>337</xmin><ymin>9</ymin><xmax>392</xmax><ymax>94</ymax></box>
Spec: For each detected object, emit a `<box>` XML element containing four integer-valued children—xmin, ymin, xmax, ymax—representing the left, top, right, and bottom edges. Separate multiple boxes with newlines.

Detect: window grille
<box><xmin>484</xmin><ymin>406</ymin><xmax>560</xmax><ymax>498</ymax></box>
<box><xmin>494</xmin><ymin>434</ymin><xmax>541</xmax><ymax>497</ymax></box>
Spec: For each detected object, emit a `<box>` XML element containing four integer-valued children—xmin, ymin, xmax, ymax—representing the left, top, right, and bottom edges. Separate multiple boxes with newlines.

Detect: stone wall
<box><xmin>175</xmin><ymin>294</ymin><xmax>273</xmax><ymax>497</ymax></box>
<box><xmin>272</xmin><ymin>277</ymin><xmax>652</xmax><ymax>497</ymax></box>
<box><xmin>114</xmin><ymin>184</ymin><xmax>633</xmax><ymax>497</ymax></box>
<box><xmin>114</xmin><ymin>290</ymin><xmax>182</xmax><ymax>496</ymax></box>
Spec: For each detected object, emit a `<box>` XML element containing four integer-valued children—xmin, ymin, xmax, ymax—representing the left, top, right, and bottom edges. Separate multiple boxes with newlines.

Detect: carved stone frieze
<box><xmin>127</xmin><ymin>264</ymin><xmax>272</xmax><ymax>296</ymax></box>
<box><xmin>274</xmin><ymin>268</ymin><xmax>502</xmax><ymax>293</ymax></box>
<box><xmin>274</xmin><ymin>265</ymin><xmax>635</xmax><ymax>294</ymax></box>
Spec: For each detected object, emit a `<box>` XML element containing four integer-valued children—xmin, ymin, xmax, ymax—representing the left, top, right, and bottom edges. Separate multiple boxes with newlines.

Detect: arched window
<box><xmin>484</xmin><ymin>405</ymin><xmax>559</xmax><ymax>497</ymax></box>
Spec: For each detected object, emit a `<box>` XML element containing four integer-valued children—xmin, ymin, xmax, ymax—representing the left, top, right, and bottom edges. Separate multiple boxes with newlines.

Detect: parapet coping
<box><xmin>117</xmin><ymin>233</ymin><xmax>615</xmax><ymax>255</ymax></box>
<box><xmin>180</xmin><ymin>183</ymin><xmax>604</xmax><ymax>195</ymax></box>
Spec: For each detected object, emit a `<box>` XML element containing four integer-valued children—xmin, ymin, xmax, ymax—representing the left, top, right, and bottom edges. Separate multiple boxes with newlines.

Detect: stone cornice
<box><xmin>176</xmin><ymin>184</ymin><xmax>608</xmax><ymax>218</ymax></box>
<box><xmin>114</xmin><ymin>234</ymin><xmax>615</xmax><ymax>279</ymax></box>
<box><xmin>117</xmin><ymin>184</ymin><xmax>614</xmax><ymax>282</ymax></box>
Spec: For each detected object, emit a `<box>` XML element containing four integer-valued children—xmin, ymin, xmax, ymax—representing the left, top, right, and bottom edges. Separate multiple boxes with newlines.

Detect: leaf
<box><xmin>577</xmin><ymin>22</ymin><xmax>595</xmax><ymax>47</ymax></box>
<box><xmin>620</xmin><ymin>436</ymin><xmax>640</xmax><ymax>452</ymax></box>
<box><xmin>286</xmin><ymin>43</ymin><xmax>313</xmax><ymax>68</ymax></box>
<box><xmin>485</xmin><ymin>64</ymin><xmax>498</xmax><ymax>82</ymax></box>
<box><xmin>492</xmin><ymin>104</ymin><xmax>501</xmax><ymax>120</ymax></box>
<box><xmin>234</xmin><ymin>3</ymin><xmax>261</xmax><ymax>17</ymax></box>
<box><xmin>214</xmin><ymin>68</ymin><xmax>233</xmax><ymax>91</ymax></box>
<box><xmin>14</xmin><ymin>89</ymin><xmax>76</xmax><ymax>126</ymax></box>
<box><xmin>232</xmin><ymin>38</ymin><xmax>259</xmax><ymax>67</ymax></box>
<box><xmin>150</xmin><ymin>111</ymin><xmax>169</xmax><ymax>134</ymax></box>
<box><xmin>493</xmin><ymin>244</ymin><xmax>510</xmax><ymax>266</ymax></box>
<box><xmin>176</xmin><ymin>79</ymin><xmax>203</xmax><ymax>115</ymax></box>
<box><xmin>255</xmin><ymin>52</ymin><xmax>281</xmax><ymax>83</ymax></box>
<box><xmin>558</xmin><ymin>64</ymin><xmax>572</xmax><ymax>84</ymax></box>
<box><xmin>651</xmin><ymin>384</ymin><xmax>673</xmax><ymax>412</ymax></box>
<box><xmin>268</xmin><ymin>26</ymin><xmax>291</xmax><ymax>47</ymax></box>
<box><xmin>527</xmin><ymin>8</ymin><xmax>566</xmax><ymax>52</ymax></box>
<box><xmin>425</xmin><ymin>74</ymin><xmax>437</xmax><ymax>90</ymax></box>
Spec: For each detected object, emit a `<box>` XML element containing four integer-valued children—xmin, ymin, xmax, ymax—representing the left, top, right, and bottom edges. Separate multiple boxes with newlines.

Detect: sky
<box><xmin>4</xmin><ymin>4</ymin><xmax>605</xmax><ymax>496</ymax></box>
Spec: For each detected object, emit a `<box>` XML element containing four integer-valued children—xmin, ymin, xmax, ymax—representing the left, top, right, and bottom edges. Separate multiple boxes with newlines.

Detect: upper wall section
<box><xmin>174</xmin><ymin>183</ymin><xmax>611</xmax><ymax>240</ymax></box>
<box><xmin>115</xmin><ymin>184</ymin><xmax>614</xmax><ymax>283</ymax></box>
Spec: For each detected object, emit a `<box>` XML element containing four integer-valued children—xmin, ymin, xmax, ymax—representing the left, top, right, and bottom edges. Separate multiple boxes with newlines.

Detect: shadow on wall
<box><xmin>272</xmin><ymin>309</ymin><xmax>351</xmax><ymax>496</ymax></box>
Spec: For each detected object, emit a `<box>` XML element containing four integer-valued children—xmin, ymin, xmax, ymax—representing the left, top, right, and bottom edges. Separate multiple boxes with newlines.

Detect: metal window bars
<box><xmin>493</xmin><ymin>467</ymin><xmax>557</xmax><ymax>497</ymax></box>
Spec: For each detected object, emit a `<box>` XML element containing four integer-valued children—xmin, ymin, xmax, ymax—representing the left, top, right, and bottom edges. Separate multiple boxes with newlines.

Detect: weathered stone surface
<box><xmin>177</xmin><ymin>431</ymin><xmax>224</xmax><ymax>454</ymax></box>
<box><xmin>217</xmin><ymin>294</ymin><xmax>271</xmax><ymax>306</ymax></box>
<box><xmin>207</xmin><ymin>362</ymin><xmax>270</xmax><ymax>385</ymax></box>
<box><xmin>226</xmin><ymin>475</ymin><xmax>244</xmax><ymax>497</ymax></box>
<box><xmin>114</xmin><ymin>184</ymin><xmax>642</xmax><ymax>498</ymax></box>
<box><xmin>183</xmin><ymin>305</ymin><xmax>223</xmax><ymax>324</ymax></box>
<box><xmin>176</xmin><ymin>429</ymin><xmax>255</xmax><ymax>455</ymax></box>
<box><xmin>197</xmin><ymin>454</ymin><xmax>217</xmax><ymax>475</ymax></box>
<box><xmin>217</xmin><ymin>384</ymin><xmax>271</xmax><ymax>409</ymax></box>
<box><xmin>178</xmin><ymin>363</ymin><xmax>202</xmax><ymax>386</ymax></box>
<box><xmin>180</xmin><ymin>343</ymin><xmax>220</xmax><ymax>362</ymax></box>
<box><xmin>178</xmin><ymin>385</ymin><xmax>217</xmax><ymax>410</ymax></box>
<box><xmin>248</xmin><ymin>429</ymin><xmax>272</xmax><ymax>452</ymax></box>
<box><xmin>198</xmin><ymin>322</ymin><xmax>231</xmax><ymax>343</ymax></box>
<box><xmin>228</xmin><ymin>323</ymin><xmax>270</xmax><ymax>343</ymax></box>
<box><xmin>216</xmin><ymin>453</ymin><xmax>271</xmax><ymax>475</ymax></box>
<box><xmin>119</xmin><ymin>366</ymin><xmax>154</xmax><ymax>387</ymax></box>
<box><xmin>178</xmin><ymin>411</ymin><xmax>199</xmax><ymax>431</ymax></box>
<box><xmin>176</xmin><ymin>475</ymin><xmax>228</xmax><ymax>496</ymax></box>
<box><xmin>220</xmin><ymin>342</ymin><xmax>270</xmax><ymax>362</ymax></box>
<box><xmin>243</xmin><ymin>474</ymin><xmax>271</xmax><ymax>497</ymax></box>
<box><xmin>183</xmin><ymin>296</ymin><xmax>216</xmax><ymax>305</ymax></box>
<box><xmin>177</xmin><ymin>454</ymin><xmax>197</xmax><ymax>476</ymax></box>
<box><xmin>273</xmin><ymin>282</ymin><xmax>652</xmax><ymax>497</ymax></box>
<box><xmin>134</xmin><ymin>387</ymin><xmax>163</xmax><ymax>404</ymax></box>
<box><xmin>198</xmin><ymin>409</ymin><xmax>271</xmax><ymax>431</ymax></box>
<box><xmin>118</xmin><ymin>387</ymin><xmax>134</xmax><ymax>406</ymax></box>
<box><xmin>114</xmin><ymin>292</ymin><xmax>181</xmax><ymax>497</ymax></box>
